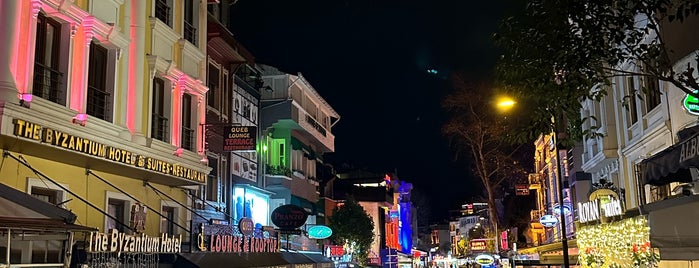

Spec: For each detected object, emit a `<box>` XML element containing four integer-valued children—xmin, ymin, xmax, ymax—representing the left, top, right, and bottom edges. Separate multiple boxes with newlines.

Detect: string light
<box><xmin>577</xmin><ymin>216</ymin><xmax>658</xmax><ymax>268</ymax></box>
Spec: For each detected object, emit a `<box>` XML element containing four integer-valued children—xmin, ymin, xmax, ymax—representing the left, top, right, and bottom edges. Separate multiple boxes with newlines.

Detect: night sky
<box><xmin>230</xmin><ymin>0</ymin><xmax>512</xmax><ymax>223</ymax></box>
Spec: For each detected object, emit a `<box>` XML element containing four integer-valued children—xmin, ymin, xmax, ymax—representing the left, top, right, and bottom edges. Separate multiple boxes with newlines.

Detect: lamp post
<box><xmin>495</xmin><ymin>97</ymin><xmax>569</xmax><ymax>267</ymax></box>
<box><xmin>551</xmin><ymin>116</ymin><xmax>570</xmax><ymax>268</ymax></box>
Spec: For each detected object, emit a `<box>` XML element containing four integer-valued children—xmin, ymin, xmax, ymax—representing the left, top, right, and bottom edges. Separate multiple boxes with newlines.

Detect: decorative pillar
<box><xmin>197</xmin><ymin>95</ymin><xmax>205</xmax><ymax>155</ymax></box>
<box><xmin>127</xmin><ymin>0</ymin><xmax>146</xmax><ymax>134</ymax></box>
<box><xmin>69</xmin><ymin>18</ymin><xmax>95</xmax><ymax>113</ymax></box>
<box><xmin>17</xmin><ymin>0</ymin><xmax>43</xmax><ymax>96</ymax></box>
<box><xmin>0</xmin><ymin>1</ymin><xmax>21</xmax><ymax>99</ymax></box>
<box><xmin>171</xmin><ymin>81</ymin><xmax>181</xmax><ymax>147</ymax></box>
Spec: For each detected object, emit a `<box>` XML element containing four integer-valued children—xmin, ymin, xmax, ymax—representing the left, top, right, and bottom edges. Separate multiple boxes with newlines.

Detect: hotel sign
<box><xmin>87</xmin><ymin>229</ymin><xmax>182</xmax><ymax>254</ymax></box>
<box><xmin>13</xmin><ymin>119</ymin><xmax>206</xmax><ymax>183</ymax></box>
<box><xmin>578</xmin><ymin>188</ymin><xmax>624</xmax><ymax>223</ymax></box>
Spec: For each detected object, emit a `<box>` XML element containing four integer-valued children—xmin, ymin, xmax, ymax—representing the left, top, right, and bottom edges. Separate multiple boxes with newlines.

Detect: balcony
<box><xmin>530</xmin><ymin>209</ymin><xmax>545</xmax><ymax>230</ymax></box>
<box><xmin>181</xmin><ymin>126</ymin><xmax>195</xmax><ymax>151</ymax></box>
<box><xmin>528</xmin><ymin>174</ymin><xmax>542</xmax><ymax>189</ymax></box>
<box><xmin>33</xmin><ymin>63</ymin><xmax>62</xmax><ymax>104</ymax></box>
<box><xmin>261</xmin><ymin>101</ymin><xmax>335</xmax><ymax>153</ymax></box>
<box><xmin>87</xmin><ymin>86</ymin><xmax>110</xmax><ymax>121</ymax></box>
<box><xmin>151</xmin><ymin>113</ymin><xmax>169</xmax><ymax>142</ymax></box>
<box><xmin>184</xmin><ymin>20</ymin><xmax>197</xmax><ymax>44</ymax></box>
<box><xmin>155</xmin><ymin>0</ymin><xmax>170</xmax><ymax>26</ymax></box>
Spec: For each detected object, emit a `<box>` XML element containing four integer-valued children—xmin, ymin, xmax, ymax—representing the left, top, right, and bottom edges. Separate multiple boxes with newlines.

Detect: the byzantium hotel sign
<box><xmin>12</xmin><ymin>119</ymin><xmax>206</xmax><ymax>183</ymax></box>
<box><xmin>87</xmin><ymin>230</ymin><xmax>182</xmax><ymax>254</ymax></box>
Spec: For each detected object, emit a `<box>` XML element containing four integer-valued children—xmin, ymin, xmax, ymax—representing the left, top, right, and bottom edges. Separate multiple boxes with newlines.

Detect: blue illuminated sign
<box><xmin>307</xmin><ymin>225</ymin><xmax>333</xmax><ymax>239</ymax></box>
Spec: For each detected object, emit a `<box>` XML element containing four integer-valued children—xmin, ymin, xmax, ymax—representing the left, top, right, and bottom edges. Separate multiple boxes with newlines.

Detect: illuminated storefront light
<box><xmin>233</xmin><ymin>186</ymin><xmax>270</xmax><ymax>226</ymax></box>
<box><xmin>577</xmin><ymin>216</ymin><xmax>658</xmax><ymax>268</ymax></box>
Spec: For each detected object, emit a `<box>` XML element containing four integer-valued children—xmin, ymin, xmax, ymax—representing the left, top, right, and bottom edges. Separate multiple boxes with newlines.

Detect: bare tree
<box><xmin>442</xmin><ymin>76</ymin><xmax>526</xmax><ymax>247</ymax></box>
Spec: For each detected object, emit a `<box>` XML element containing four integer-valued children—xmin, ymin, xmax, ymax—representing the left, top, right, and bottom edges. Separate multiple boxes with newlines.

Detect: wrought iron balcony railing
<box><xmin>181</xmin><ymin>126</ymin><xmax>195</xmax><ymax>151</ymax></box>
<box><xmin>152</xmin><ymin>113</ymin><xmax>169</xmax><ymax>142</ymax></box>
<box><xmin>155</xmin><ymin>0</ymin><xmax>170</xmax><ymax>26</ymax></box>
<box><xmin>33</xmin><ymin>62</ymin><xmax>62</xmax><ymax>104</ymax></box>
<box><xmin>87</xmin><ymin>86</ymin><xmax>110</xmax><ymax>120</ymax></box>
<box><xmin>184</xmin><ymin>20</ymin><xmax>197</xmax><ymax>44</ymax></box>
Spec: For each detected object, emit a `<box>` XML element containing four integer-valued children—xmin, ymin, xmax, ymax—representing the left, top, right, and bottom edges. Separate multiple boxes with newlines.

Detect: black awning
<box><xmin>176</xmin><ymin>252</ymin><xmax>330</xmax><ymax>268</ymax></box>
<box><xmin>639</xmin><ymin>132</ymin><xmax>699</xmax><ymax>186</ymax></box>
<box><xmin>301</xmin><ymin>253</ymin><xmax>335</xmax><ymax>268</ymax></box>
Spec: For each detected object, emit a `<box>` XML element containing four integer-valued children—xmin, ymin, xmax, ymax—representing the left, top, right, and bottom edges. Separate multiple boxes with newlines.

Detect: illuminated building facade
<box><xmin>0</xmin><ymin>0</ymin><xmax>209</xmax><ymax>266</ymax></box>
<box><xmin>260</xmin><ymin>65</ymin><xmax>339</xmax><ymax>250</ymax></box>
<box><xmin>202</xmin><ymin>0</ymin><xmax>271</xmax><ymax>227</ymax></box>
<box><xmin>577</xmin><ymin>13</ymin><xmax>699</xmax><ymax>267</ymax></box>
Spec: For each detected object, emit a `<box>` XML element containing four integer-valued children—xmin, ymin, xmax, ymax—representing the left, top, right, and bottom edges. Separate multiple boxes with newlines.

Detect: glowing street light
<box><xmin>495</xmin><ymin>96</ymin><xmax>571</xmax><ymax>267</ymax></box>
<box><xmin>496</xmin><ymin>96</ymin><xmax>517</xmax><ymax>112</ymax></box>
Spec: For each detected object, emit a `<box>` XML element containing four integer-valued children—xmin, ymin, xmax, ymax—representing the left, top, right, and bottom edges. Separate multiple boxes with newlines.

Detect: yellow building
<box><xmin>0</xmin><ymin>0</ymin><xmax>208</xmax><ymax>266</ymax></box>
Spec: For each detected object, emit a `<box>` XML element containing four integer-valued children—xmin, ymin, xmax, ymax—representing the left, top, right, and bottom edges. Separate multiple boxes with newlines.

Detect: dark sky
<box><xmin>230</xmin><ymin>0</ymin><xmax>512</xmax><ymax>223</ymax></box>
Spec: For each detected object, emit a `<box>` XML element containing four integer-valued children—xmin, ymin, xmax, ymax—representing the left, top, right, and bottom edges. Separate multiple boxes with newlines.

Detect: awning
<box><xmin>175</xmin><ymin>252</ymin><xmax>333</xmax><ymax>268</ymax></box>
<box><xmin>0</xmin><ymin>182</ymin><xmax>95</xmax><ymax>232</ymax></box>
<box><xmin>302</xmin><ymin>253</ymin><xmax>335</xmax><ymax>268</ymax></box>
<box><xmin>639</xmin><ymin>132</ymin><xmax>699</xmax><ymax>186</ymax></box>
<box><xmin>647</xmin><ymin>195</ymin><xmax>699</xmax><ymax>259</ymax></box>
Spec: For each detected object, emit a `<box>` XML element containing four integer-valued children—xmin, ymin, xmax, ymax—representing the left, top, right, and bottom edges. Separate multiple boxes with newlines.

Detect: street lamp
<box><xmin>495</xmin><ymin>97</ymin><xmax>570</xmax><ymax>268</ymax></box>
<box><xmin>551</xmin><ymin>116</ymin><xmax>570</xmax><ymax>268</ymax></box>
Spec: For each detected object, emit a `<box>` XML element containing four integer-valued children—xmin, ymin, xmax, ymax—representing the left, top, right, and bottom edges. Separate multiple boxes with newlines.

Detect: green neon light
<box><xmin>684</xmin><ymin>92</ymin><xmax>699</xmax><ymax>116</ymax></box>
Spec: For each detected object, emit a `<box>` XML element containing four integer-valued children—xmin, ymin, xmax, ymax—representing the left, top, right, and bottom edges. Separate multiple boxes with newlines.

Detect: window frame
<box><xmin>625</xmin><ymin>76</ymin><xmax>639</xmax><ymax>125</ymax></box>
<box><xmin>104</xmin><ymin>192</ymin><xmax>132</xmax><ymax>234</ymax></box>
<box><xmin>87</xmin><ymin>42</ymin><xmax>115</xmax><ymax>122</ymax></box>
<box><xmin>33</xmin><ymin>12</ymin><xmax>67</xmax><ymax>105</ymax></box>
<box><xmin>27</xmin><ymin>178</ymin><xmax>68</xmax><ymax>208</ymax></box>
<box><xmin>181</xmin><ymin>93</ymin><xmax>194</xmax><ymax>150</ymax></box>
<box><xmin>152</xmin><ymin>76</ymin><xmax>170</xmax><ymax>142</ymax></box>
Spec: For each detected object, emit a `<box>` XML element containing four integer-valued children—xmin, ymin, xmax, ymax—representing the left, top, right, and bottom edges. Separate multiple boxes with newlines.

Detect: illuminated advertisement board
<box><xmin>233</xmin><ymin>186</ymin><xmax>270</xmax><ymax>226</ymax></box>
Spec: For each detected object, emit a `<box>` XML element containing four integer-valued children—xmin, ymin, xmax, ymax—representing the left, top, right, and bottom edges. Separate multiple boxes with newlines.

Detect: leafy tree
<box><xmin>328</xmin><ymin>196</ymin><xmax>375</xmax><ymax>266</ymax></box>
<box><xmin>495</xmin><ymin>0</ymin><xmax>699</xmax><ymax>143</ymax></box>
<box><xmin>442</xmin><ymin>77</ymin><xmax>527</xmax><ymax>250</ymax></box>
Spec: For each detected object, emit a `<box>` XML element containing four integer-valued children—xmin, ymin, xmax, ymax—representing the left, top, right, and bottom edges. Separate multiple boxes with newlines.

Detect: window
<box><xmin>207</xmin><ymin>63</ymin><xmax>219</xmax><ymax>109</ymax></box>
<box><xmin>87</xmin><ymin>43</ymin><xmax>112</xmax><ymax>121</ymax></box>
<box><xmin>106</xmin><ymin>198</ymin><xmax>126</xmax><ymax>233</ymax></box>
<box><xmin>161</xmin><ymin>206</ymin><xmax>176</xmax><ymax>235</ymax></box>
<box><xmin>152</xmin><ymin>77</ymin><xmax>169</xmax><ymax>142</ymax></box>
<box><xmin>183</xmin><ymin>0</ymin><xmax>197</xmax><ymax>44</ymax></box>
<box><xmin>28</xmin><ymin>179</ymin><xmax>67</xmax><ymax>208</ymax></box>
<box><xmin>644</xmin><ymin>76</ymin><xmax>662</xmax><ymax>112</ymax></box>
<box><xmin>31</xmin><ymin>187</ymin><xmax>59</xmax><ymax>205</ymax></box>
<box><xmin>206</xmin><ymin>157</ymin><xmax>219</xmax><ymax>202</ymax></box>
<box><xmin>222</xmin><ymin>72</ymin><xmax>229</xmax><ymax>116</ymax></box>
<box><xmin>181</xmin><ymin>94</ymin><xmax>194</xmax><ymax>150</ymax></box>
<box><xmin>33</xmin><ymin>13</ymin><xmax>63</xmax><ymax>104</ymax></box>
<box><xmin>155</xmin><ymin>0</ymin><xmax>171</xmax><ymax>26</ymax></box>
<box><xmin>625</xmin><ymin>77</ymin><xmax>638</xmax><ymax>125</ymax></box>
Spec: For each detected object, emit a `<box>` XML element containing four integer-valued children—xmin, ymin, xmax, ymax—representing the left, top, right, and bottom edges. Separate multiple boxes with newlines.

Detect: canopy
<box><xmin>639</xmin><ymin>132</ymin><xmax>699</xmax><ymax>186</ymax></box>
<box><xmin>175</xmin><ymin>252</ymin><xmax>333</xmax><ymax>268</ymax></box>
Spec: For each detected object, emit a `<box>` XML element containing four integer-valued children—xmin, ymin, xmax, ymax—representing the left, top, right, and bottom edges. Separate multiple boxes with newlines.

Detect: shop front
<box><xmin>0</xmin><ymin>182</ymin><xmax>95</xmax><ymax>267</ymax></box>
<box><xmin>575</xmin><ymin>188</ymin><xmax>658</xmax><ymax>268</ymax></box>
<box><xmin>639</xmin><ymin>128</ymin><xmax>699</xmax><ymax>267</ymax></box>
<box><xmin>180</xmin><ymin>209</ymin><xmax>333</xmax><ymax>268</ymax></box>
<box><xmin>1</xmin><ymin>111</ymin><xmax>210</xmax><ymax>267</ymax></box>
